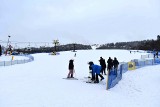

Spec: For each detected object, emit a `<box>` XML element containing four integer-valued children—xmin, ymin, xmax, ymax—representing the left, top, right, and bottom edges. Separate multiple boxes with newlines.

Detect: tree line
<box><xmin>97</xmin><ymin>35</ymin><xmax>160</xmax><ymax>51</ymax></box>
<box><xmin>14</xmin><ymin>43</ymin><xmax>92</xmax><ymax>54</ymax></box>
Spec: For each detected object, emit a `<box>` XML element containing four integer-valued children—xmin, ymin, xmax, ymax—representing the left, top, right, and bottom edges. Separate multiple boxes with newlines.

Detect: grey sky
<box><xmin>0</xmin><ymin>0</ymin><xmax>160</xmax><ymax>46</ymax></box>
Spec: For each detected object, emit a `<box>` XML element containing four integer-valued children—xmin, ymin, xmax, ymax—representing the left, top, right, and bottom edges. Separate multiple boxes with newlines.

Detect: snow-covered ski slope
<box><xmin>0</xmin><ymin>49</ymin><xmax>160</xmax><ymax>107</ymax></box>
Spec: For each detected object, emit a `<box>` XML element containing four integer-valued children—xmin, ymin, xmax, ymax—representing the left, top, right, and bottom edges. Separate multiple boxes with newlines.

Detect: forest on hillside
<box><xmin>2</xmin><ymin>35</ymin><xmax>160</xmax><ymax>54</ymax></box>
<box><xmin>97</xmin><ymin>35</ymin><xmax>160</xmax><ymax>51</ymax></box>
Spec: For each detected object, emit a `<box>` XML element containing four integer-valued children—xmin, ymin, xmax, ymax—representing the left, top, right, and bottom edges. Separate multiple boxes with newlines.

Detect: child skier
<box><xmin>67</xmin><ymin>59</ymin><xmax>74</xmax><ymax>78</ymax></box>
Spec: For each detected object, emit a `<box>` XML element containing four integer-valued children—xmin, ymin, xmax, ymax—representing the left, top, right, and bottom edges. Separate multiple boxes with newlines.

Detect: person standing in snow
<box><xmin>74</xmin><ymin>53</ymin><xmax>76</xmax><ymax>57</ymax></box>
<box><xmin>113</xmin><ymin>57</ymin><xmax>119</xmax><ymax>76</ymax></box>
<box><xmin>99</xmin><ymin>57</ymin><xmax>106</xmax><ymax>75</ymax></box>
<box><xmin>156</xmin><ymin>51</ymin><xmax>159</xmax><ymax>58</ymax></box>
<box><xmin>107</xmin><ymin>57</ymin><xmax>113</xmax><ymax>73</ymax></box>
<box><xmin>88</xmin><ymin>61</ymin><xmax>104</xmax><ymax>83</ymax></box>
<box><xmin>67</xmin><ymin>59</ymin><xmax>74</xmax><ymax>78</ymax></box>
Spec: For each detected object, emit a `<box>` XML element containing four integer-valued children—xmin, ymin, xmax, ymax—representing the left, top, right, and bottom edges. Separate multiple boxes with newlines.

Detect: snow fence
<box><xmin>107</xmin><ymin>57</ymin><xmax>160</xmax><ymax>90</ymax></box>
<box><xmin>0</xmin><ymin>55</ymin><xmax>34</xmax><ymax>67</ymax></box>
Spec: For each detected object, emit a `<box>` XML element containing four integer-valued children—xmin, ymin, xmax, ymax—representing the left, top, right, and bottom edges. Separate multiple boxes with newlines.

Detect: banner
<box><xmin>128</xmin><ymin>62</ymin><xmax>135</xmax><ymax>70</ymax></box>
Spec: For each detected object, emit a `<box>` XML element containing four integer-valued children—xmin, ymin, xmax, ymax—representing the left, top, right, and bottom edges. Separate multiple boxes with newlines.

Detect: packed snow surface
<box><xmin>0</xmin><ymin>49</ymin><xmax>160</xmax><ymax>107</ymax></box>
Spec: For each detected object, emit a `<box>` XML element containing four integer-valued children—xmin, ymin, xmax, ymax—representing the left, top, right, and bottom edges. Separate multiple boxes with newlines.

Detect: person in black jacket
<box><xmin>113</xmin><ymin>57</ymin><xmax>119</xmax><ymax>76</ymax></box>
<box><xmin>99</xmin><ymin>57</ymin><xmax>106</xmax><ymax>75</ymax></box>
<box><xmin>107</xmin><ymin>57</ymin><xmax>113</xmax><ymax>73</ymax></box>
<box><xmin>156</xmin><ymin>51</ymin><xmax>159</xmax><ymax>58</ymax></box>
<box><xmin>67</xmin><ymin>59</ymin><xmax>74</xmax><ymax>78</ymax></box>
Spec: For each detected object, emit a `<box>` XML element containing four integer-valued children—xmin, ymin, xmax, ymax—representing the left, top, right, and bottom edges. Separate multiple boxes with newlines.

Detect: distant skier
<box><xmin>113</xmin><ymin>57</ymin><xmax>119</xmax><ymax>76</ymax></box>
<box><xmin>107</xmin><ymin>57</ymin><xmax>113</xmax><ymax>73</ymax></box>
<box><xmin>67</xmin><ymin>59</ymin><xmax>74</xmax><ymax>78</ymax></box>
<box><xmin>99</xmin><ymin>57</ymin><xmax>106</xmax><ymax>75</ymax></box>
<box><xmin>88</xmin><ymin>61</ymin><xmax>104</xmax><ymax>83</ymax></box>
<box><xmin>74</xmin><ymin>53</ymin><xmax>76</xmax><ymax>57</ymax></box>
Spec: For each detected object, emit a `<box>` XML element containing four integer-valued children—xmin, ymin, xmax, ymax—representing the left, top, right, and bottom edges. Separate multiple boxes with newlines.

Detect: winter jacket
<box><xmin>68</xmin><ymin>60</ymin><xmax>74</xmax><ymax>70</ymax></box>
<box><xmin>107</xmin><ymin>58</ymin><xmax>113</xmax><ymax>69</ymax></box>
<box><xmin>91</xmin><ymin>64</ymin><xmax>101</xmax><ymax>74</ymax></box>
<box><xmin>113</xmin><ymin>59</ymin><xmax>119</xmax><ymax>67</ymax></box>
<box><xmin>99</xmin><ymin>58</ymin><xmax>106</xmax><ymax>68</ymax></box>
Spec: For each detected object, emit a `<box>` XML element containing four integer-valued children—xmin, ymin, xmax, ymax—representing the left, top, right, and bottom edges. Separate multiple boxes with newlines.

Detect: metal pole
<box><xmin>7</xmin><ymin>35</ymin><xmax>11</xmax><ymax>47</ymax></box>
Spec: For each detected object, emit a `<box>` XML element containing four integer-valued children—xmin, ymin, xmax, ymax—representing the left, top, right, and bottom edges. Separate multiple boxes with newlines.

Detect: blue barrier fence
<box><xmin>107</xmin><ymin>57</ymin><xmax>160</xmax><ymax>89</ymax></box>
<box><xmin>0</xmin><ymin>54</ymin><xmax>34</xmax><ymax>67</ymax></box>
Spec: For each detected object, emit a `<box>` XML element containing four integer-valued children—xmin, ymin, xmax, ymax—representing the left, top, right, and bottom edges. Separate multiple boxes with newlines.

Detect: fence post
<box><xmin>106</xmin><ymin>70</ymin><xmax>109</xmax><ymax>90</ymax></box>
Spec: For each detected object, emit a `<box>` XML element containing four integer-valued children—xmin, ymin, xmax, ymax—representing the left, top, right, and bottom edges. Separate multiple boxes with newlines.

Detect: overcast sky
<box><xmin>0</xmin><ymin>0</ymin><xmax>160</xmax><ymax>45</ymax></box>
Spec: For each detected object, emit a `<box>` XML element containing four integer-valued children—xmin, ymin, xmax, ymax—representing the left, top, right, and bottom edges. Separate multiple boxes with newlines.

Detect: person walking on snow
<box><xmin>88</xmin><ymin>61</ymin><xmax>104</xmax><ymax>83</ymax></box>
<box><xmin>67</xmin><ymin>59</ymin><xmax>74</xmax><ymax>78</ymax></box>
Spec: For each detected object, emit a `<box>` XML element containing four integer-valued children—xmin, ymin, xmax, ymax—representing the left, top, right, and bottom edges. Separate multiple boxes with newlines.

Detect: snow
<box><xmin>0</xmin><ymin>49</ymin><xmax>160</xmax><ymax>107</ymax></box>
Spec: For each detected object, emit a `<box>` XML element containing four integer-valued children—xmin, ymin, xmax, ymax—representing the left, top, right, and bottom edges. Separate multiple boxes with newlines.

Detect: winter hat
<box><xmin>88</xmin><ymin>61</ymin><xmax>94</xmax><ymax>65</ymax></box>
<box><xmin>69</xmin><ymin>59</ymin><xmax>74</xmax><ymax>62</ymax></box>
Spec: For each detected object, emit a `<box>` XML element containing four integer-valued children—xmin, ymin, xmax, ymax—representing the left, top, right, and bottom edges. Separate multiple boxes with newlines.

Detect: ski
<box><xmin>85</xmin><ymin>80</ymin><xmax>106</xmax><ymax>85</ymax></box>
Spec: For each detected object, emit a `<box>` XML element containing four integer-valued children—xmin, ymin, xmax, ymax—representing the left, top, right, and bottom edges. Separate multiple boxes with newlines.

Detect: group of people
<box><xmin>67</xmin><ymin>56</ymin><xmax>119</xmax><ymax>83</ymax></box>
<box><xmin>107</xmin><ymin>57</ymin><xmax>119</xmax><ymax>75</ymax></box>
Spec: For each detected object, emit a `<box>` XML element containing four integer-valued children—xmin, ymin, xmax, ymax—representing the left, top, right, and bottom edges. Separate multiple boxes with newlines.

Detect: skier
<box><xmin>88</xmin><ymin>61</ymin><xmax>104</xmax><ymax>83</ymax></box>
<box><xmin>113</xmin><ymin>57</ymin><xmax>119</xmax><ymax>76</ymax></box>
<box><xmin>99</xmin><ymin>57</ymin><xmax>106</xmax><ymax>75</ymax></box>
<box><xmin>67</xmin><ymin>59</ymin><xmax>74</xmax><ymax>78</ymax></box>
<box><xmin>74</xmin><ymin>53</ymin><xmax>76</xmax><ymax>57</ymax></box>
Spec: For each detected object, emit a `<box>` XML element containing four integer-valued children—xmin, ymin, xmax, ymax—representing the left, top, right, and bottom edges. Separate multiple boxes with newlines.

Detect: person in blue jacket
<box><xmin>88</xmin><ymin>61</ymin><xmax>104</xmax><ymax>83</ymax></box>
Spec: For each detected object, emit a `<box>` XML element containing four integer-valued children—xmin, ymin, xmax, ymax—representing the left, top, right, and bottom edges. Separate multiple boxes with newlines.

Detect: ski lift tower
<box><xmin>7</xmin><ymin>35</ymin><xmax>11</xmax><ymax>47</ymax></box>
<box><xmin>53</xmin><ymin>39</ymin><xmax>59</xmax><ymax>52</ymax></box>
<box><xmin>73</xmin><ymin>43</ymin><xmax>76</xmax><ymax>52</ymax></box>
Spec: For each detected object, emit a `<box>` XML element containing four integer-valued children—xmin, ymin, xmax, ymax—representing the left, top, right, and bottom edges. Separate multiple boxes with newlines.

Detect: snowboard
<box><xmin>62</xmin><ymin>77</ymin><xmax>78</xmax><ymax>80</ymax></box>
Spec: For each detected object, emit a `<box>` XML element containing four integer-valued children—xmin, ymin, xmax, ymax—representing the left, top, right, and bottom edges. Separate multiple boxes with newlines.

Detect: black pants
<box><xmin>100</xmin><ymin>67</ymin><xmax>106</xmax><ymax>75</ymax></box>
<box><xmin>91</xmin><ymin>73</ymin><xmax>95</xmax><ymax>81</ymax></box>
<box><xmin>95</xmin><ymin>74</ymin><xmax>104</xmax><ymax>82</ymax></box>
